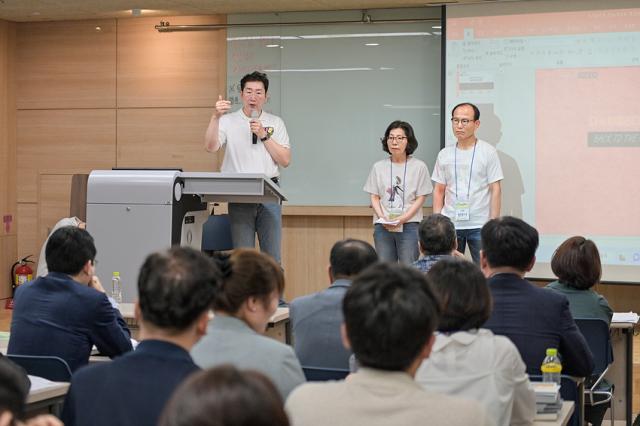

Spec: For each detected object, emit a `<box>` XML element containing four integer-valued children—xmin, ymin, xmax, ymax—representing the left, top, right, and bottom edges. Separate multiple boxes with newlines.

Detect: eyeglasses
<box><xmin>451</xmin><ymin>118</ymin><xmax>475</xmax><ymax>126</ymax></box>
<box><xmin>387</xmin><ymin>136</ymin><xmax>407</xmax><ymax>142</ymax></box>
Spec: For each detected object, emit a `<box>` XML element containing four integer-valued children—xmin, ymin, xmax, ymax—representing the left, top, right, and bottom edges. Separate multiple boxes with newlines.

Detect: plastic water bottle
<box><xmin>541</xmin><ymin>348</ymin><xmax>562</xmax><ymax>384</ymax></box>
<box><xmin>111</xmin><ymin>272</ymin><xmax>122</xmax><ymax>303</ymax></box>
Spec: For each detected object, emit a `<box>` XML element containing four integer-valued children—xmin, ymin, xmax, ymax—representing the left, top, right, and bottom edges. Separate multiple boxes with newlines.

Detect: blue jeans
<box><xmin>228</xmin><ymin>202</ymin><xmax>282</xmax><ymax>264</ymax></box>
<box><xmin>456</xmin><ymin>228</ymin><xmax>481</xmax><ymax>264</ymax></box>
<box><xmin>373</xmin><ymin>222</ymin><xmax>420</xmax><ymax>265</ymax></box>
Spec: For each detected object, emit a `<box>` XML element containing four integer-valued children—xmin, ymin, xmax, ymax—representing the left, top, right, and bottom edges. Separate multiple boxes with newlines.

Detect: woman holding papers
<box><xmin>363</xmin><ymin>121</ymin><xmax>432</xmax><ymax>264</ymax></box>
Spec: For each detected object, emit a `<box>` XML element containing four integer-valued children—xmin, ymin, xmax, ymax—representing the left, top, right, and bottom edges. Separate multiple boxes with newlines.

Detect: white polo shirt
<box><xmin>218</xmin><ymin>109</ymin><xmax>290</xmax><ymax>179</ymax></box>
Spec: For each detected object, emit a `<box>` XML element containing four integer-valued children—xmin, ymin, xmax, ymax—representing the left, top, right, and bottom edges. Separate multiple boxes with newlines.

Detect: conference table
<box><xmin>533</xmin><ymin>401</ymin><xmax>575</xmax><ymax>426</ymax></box>
<box><xmin>25</xmin><ymin>375</ymin><xmax>69</xmax><ymax>416</ymax></box>
<box><xmin>608</xmin><ymin>320</ymin><xmax>636</xmax><ymax>425</ymax></box>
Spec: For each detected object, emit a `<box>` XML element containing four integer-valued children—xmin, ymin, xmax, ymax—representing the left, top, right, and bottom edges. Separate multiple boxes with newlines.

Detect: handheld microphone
<box><xmin>250</xmin><ymin>109</ymin><xmax>259</xmax><ymax>144</ymax></box>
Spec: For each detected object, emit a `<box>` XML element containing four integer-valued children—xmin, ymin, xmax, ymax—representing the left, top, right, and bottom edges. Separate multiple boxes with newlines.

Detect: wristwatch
<box><xmin>260</xmin><ymin>135</ymin><xmax>270</xmax><ymax>142</ymax></box>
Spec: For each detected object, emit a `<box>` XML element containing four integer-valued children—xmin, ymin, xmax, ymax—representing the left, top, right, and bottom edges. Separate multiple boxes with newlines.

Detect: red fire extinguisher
<box><xmin>11</xmin><ymin>255</ymin><xmax>34</xmax><ymax>295</ymax></box>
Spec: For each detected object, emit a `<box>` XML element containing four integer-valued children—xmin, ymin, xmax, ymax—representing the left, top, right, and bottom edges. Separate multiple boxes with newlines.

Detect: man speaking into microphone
<box><xmin>204</xmin><ymin>71</ymin><xmax>291</xmax><ymax>265</ymax></box>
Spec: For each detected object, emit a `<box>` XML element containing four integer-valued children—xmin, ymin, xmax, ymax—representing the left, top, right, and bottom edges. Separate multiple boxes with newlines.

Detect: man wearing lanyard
<box><xmin>204</xmin><ymin>71</ymin><xmax>291</xmax><ymax>264</ymax></box>
<box><xmin>432</xmin><ymin>103</ymin><xmax>503</xmax><ymax>264</ymax></box>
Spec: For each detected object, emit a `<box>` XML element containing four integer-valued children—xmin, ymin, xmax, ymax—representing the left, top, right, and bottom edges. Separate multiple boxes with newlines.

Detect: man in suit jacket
<box><xmin>61</xmin><ymin>247</ymin><xmax>221</xmax><ymax>426</ymax></box>
<box><xmin>8</xmin><ymin>227</ymin><xmax>132</xmax><ymax>372</ymax></box>
<box><xmin>481</xmin><ymin>216</ymin><xmax>594</xmax><ymax>377</ymax></box>
<box><xmin>290</xmin><ymin>239</ymin><xmax>377</xmax><ymax>370</ymax></box>
<box><xmin>286</xmin><ymin>263</ymin><xmax>490</xmax><ymax>426</ymax></box>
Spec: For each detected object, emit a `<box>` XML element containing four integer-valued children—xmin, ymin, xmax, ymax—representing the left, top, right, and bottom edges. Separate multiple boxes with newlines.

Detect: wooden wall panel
<box><xmin>117</xmin><ymin>108</ymin><xmax>221</xmax><ymax>170</ymax></box>
<box><xmin>16</xmin><ymin>203</ymin><xmax>37</xmax><ymax>265</ymax></box>
<box><xmin>16</xmin><ymin>109</ymin><xmax>116</xmax><ymax>202</ymax></box>
<box><xmin>38</xmin><ymin>174</ymin><xmax>74</xmax><ymax>251</ymax></box>
<box><xmin>0</xmin><ymin>21</ymin><xmax>16</xmax><ymax>239</ymax></box>
<box><xmin>16</xmin><ymin>19</ymin><xmax>116</xmax><ymax>109</ymax></box>
<box><xmin>117</xmin><ymin>15</ymin><xmax>226</xmax><ymax>108</ymax></box>
<box><xmin>0</xmin><ymin>235</ymin><xmax>17</xmax><ymax>299</ymax></box>
<box><xmin>281</xmin><ymin>216</ymin><xmax>343</xmax><ymax>301</ymax></box>
<box><xmin>343</xmin><ymin>216</ymin><xmax>374</xmax><ymax>245</ymax></box>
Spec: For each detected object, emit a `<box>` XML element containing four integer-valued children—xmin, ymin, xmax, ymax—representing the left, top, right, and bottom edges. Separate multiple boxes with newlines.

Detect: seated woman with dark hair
<box><xmin>415</xmin><ymin>258</ymin><xmax>535</xmax><ymax>426</ymax></box>
<box><xmin>191</xmin><ymin>249</ymin><xmax>305</xmax><ymax>399</ymax></box>
<box><xmin>546</xmin><ymin>236</ymin><xmax>613</xmax><ymax>324</ymax></box>
<box><xmin>159</xmin><ymin>365</ymin><xmax>289</xmax><ymax>426</ymax></box>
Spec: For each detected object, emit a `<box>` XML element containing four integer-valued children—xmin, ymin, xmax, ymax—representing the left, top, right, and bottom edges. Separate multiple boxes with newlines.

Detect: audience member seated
<box><xmin>481</xmin><ymin>217</ymin><xmax>594</xmax><ymax>377</ymax></box>
<box><xmin>8</xmin><ymin>226</ymin><xmax>132</xmax><ymax>371</ymax></box>
<box><xmin>286</xmin><ymin>263</ymin><xmax>490</xmax><ymax>426</ymax></box>
<box><xmin>36</xmin><ymin>217</ymin><xmax>84</xmax><ymax>278</ymax></box>
<box><xmin>0</xmin><ymin>355</ymin><xmax>62</xmax><ymax>426</ymax></box>
<box><xmin>546</xmin><ymin>236</ymin><xmax>613</xmax><ymax>324</ymax></box>
<box><xmin>191</xmin><ymin>249</ymin><xmax>305</xmax><ymax>399</ymax></box>
<box><xmin>159</xmin><ymin>365</ymin><xmax>290</xmax><ymax>426</ymax></box>
<box><xmin>290</xmin><ymin>239</ymin><xmax>377</xmax><ymax>370</ymax></box>
<box><xmin>415</xmin><ymin>258</ymin><xmax>535</xmax><ymax>426</ymax></box>
<box><xmin>61</xmin><ymin>247</ymin><xmax>220</xmax><ymax>426</ymax></box>
<box><xmin>547</xmin><ymin>236</ymin><xmax>613</xmax><ymax>426</ymax></box>
<box><xmin>412</xmin><ymin>213</ymin><xmax>459</xmax><ymax>273</ymax></box>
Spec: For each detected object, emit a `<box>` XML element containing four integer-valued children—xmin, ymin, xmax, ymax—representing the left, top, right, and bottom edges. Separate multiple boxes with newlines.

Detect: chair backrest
<box><xmin>202</xmin><ymin>214</ymin><xmax>233</xmax><ymax>252</ymax></box>
<box><xmin>7</xmin><ymin>354</ymin><xmax>72</xmax><ymax>382</ymax></box>
<box><xmin>302</xmin><ymin>366</ymin><xmax>349</xmax><ymax>382</ymax></box>
<box><xmin>530</xmin><ymin>374</ymin><xmax>582</xmax><ymax>426</ymax></box>
<box><xmin>574</xmin><ymin>318</ymin><xmax>613</xmax><ymax>376</ymax></box>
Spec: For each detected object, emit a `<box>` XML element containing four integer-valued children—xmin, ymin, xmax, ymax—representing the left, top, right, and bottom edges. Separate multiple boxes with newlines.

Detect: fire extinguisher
<box><xmin>11</xmin><ymin>255</ymin><xmax>34</xmax><ymax>296</ymax></box>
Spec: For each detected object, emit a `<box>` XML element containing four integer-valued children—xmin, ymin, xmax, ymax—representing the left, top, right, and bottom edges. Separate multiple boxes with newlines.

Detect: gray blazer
<box><xmin>289</xmin><ymin>279</ymin><xmax>352</xmax><ymax>370</ymax></box>
<box><xmin>191</xmin><ymin>315</ymin><xmax>305</xmax><ymax>399</ymax></box>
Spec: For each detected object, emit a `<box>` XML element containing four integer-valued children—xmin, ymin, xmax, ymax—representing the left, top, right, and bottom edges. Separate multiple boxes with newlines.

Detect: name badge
<box><xmin>454</xmin><ymin>199</ymin><xmax>471</xmax><ymax>221</ymax></box>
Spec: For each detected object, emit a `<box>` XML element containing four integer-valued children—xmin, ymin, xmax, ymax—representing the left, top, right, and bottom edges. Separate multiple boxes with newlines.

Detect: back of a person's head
<box><xmin>343</xmin><ymin>262</ymin><xmax>440</xmax><ymax>371</ymax></box>
<box><xmin>427</xmin><ymin>258</ymin><xmax>491</xmax><ymax>332</ymax></box>
<box><xmin>481</xmin><ymin>216</ymin><xmax>538</xmax><ymax>271</ymax></box>
<box><xmin>551</xmin><ymin>236</ymin><xmax>601</xmax><ymax>290</ymax></box>
<box><xmin>329</xmin><ymin>239</ymin><xmax>377</xmax><ymax>279</ymax></box>
<box><xmin>138</xmin><ymin>247</ymin><xmax>221</xmax><ymax>332</ymax></box>
<box><xmin>212</xmin><ymin>249</ymin><xmax>284</xmax><ymax>314</ymax></box>
<box><xmin>159</xmin><ymin>365</ymin><xmax>289</xmax><ymax>426</ymax></box>
<box><xmin>0</xmin><ymin>357</ymin><xmax>30</xmax><ymax>422</ymax></box>
<box><xmin>45</xmin><ymin>226</ymin><xmax>96</xmax><ymax>275</ymax></box>
<box><xmin>418</xmin><ymin>214</ymin><xmax>456</xmax><ymax>255</ymax></box>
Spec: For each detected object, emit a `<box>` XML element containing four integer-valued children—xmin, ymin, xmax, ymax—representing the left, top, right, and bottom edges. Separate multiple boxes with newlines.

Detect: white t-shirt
<box><xmin>431</xmin><ymin>139</ymin><xmax>503</xmax><ymax>229</ymax></box>
<box><xmin>218</xmin><ymin>109</ymin><xmax>290</xmax><ymax>178</ymax></box>
<box><xmin>363</xmin><ymin>156</ymin><xmax>433</xmax><ymax>224</ymax></box>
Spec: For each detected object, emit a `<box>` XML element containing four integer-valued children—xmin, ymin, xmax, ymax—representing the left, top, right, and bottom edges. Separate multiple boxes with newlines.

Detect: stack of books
<box><xmin>532</xmin><ymin>382</ymin><xmax>562</xmax><ymax>421</ymax></box>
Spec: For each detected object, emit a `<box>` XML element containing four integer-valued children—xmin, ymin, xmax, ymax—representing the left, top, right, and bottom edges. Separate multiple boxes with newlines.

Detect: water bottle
<box><xmin>541</xmin><ymin>348</ymin><xmax>562</xmax><ymax>384</ymax></box>
<box><xmin>111</xmin><ymin>272</ymin><xmax>122</xmax><ymax>303</ymax></box>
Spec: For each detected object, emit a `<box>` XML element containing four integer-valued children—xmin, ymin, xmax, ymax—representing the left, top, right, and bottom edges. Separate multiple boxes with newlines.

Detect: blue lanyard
<box><xmin>389</xmin><ymin>157</ymin><xmax>408</xmax><ymax>209</ymax></box>
<box><xmin>454</xmin><ymin>141</ymin><xmax>477</xmax><ymax>199</ymax></box>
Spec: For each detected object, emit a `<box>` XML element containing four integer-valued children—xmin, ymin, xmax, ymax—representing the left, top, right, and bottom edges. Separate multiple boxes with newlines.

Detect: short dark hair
<box><xmin>481</xmin><ymin>216</ymin><xmax>539</xmax><ymax>271</ymax></box>
<box><xmin>452</xmin><ymin>102</ymin><xmax>480</xmax><ymax>120</ymax></box>
<box><xmin>240</xmin><ymin>71</ymin><xmax>269</xmax><ymax>93</ymax></box>
<box><xmin>330</xmin><ymin>239</ymin><xmax>377</xmax><ymax>279</ymax></box>
<box><xmin>138</xmin><ymin>247</ymin><xmax>221</xmax><ymax>332</ymax></box>
<box><xmin>45</xmin><ymin>226</ymin><xmax>96</xmax><ymax>275</ymax></box>
<box><xmin>427</xmin><ymin>258</ymin><xmax>491</xmax><ymax>332</ymax></box>
<box><xmin>213</xmin><ymin>249</ymin><xmax>284</xmax><ymax>314</ymax></box>
<box><xmin>0</xmin><ymin>356</ymin><xmax>31</xmax><ymax>421</ymax></box>
<box><xmin>159</xmin><ymin>365</ymin><xmax>289</xmax><ymax>426</ymax></box>
<box><xmin>418</xmin><ymin>214</ymin><xmax>456</xmax><ymax>255</ymax></box>
<box><xmin>551</xmin><ymin>236</ymin><xmax>601</xmax><ymax>290</ymax></box>
<box><xmin>343</xmin><ymin>263</ymin><xmax>440</xmax><ymax>371</ymax></box>
<box><xmin>381</xmin><ymin>120</ymin><xmax>418</xmax><ymax>156</ymax></box>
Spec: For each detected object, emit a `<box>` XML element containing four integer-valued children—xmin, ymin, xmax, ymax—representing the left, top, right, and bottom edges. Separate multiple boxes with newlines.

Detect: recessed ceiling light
<box><xmin>266</xmin><ymin>44</ymin><xmax>280</xmax><ymax>48</ymax></box>
<box><xmin>432</xmin><ymin>25</ymin><xmax>442</xmax><ymax>29</ymax></box>
<box><xmin>365</xmin><ymin>43</ymin><xmax>380</xmax><ymax>46</ymax></box>
<box><xmin>95</xmin><ymin>26</ymin><xmax>102</xmax><ymax>32</ymax></box>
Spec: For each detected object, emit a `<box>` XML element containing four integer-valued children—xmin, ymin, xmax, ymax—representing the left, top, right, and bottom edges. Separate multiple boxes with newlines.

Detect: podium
<box><xmin>86</xmin><ymin>170</ymin><xmax>286</xmax><ymax>302</ymax></box>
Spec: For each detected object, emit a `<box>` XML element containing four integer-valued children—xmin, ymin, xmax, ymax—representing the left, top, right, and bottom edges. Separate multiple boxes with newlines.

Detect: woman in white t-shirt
<box><xmin>363</xmin><ymin>121</ymin><xmax>432</xmax><ymax>264</ymax></box>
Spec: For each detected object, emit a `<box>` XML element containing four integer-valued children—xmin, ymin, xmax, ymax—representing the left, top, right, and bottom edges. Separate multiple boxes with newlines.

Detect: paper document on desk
<box><xmin>375</xmin><ymin>218</ymin><xmax>400</xmax><ymax>226</ymax></box>
<box><xmin>28</xmin><ymin>375</ymin><xmax>62</xmax><ymax>390</ymax></box>
<box><xmin>612</xmin><ymin>312</ymin><xmax>639</xmax><ymax>324</ymax></box>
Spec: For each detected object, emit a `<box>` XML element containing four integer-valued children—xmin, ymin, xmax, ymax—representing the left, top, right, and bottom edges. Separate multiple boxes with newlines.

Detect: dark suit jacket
<box><xmin>8</xmin><ymin>272</ymin><xmax>132</xmax><ymax>372</ymax></box>
<box><xmin>290</xmin><ymin>279</ymin><xmax>352</xmax><ymax>369</ymax></box>
<box><xmin>61</xmin><ymin>340</ymin><xmax>199</xmax><ymax>426</ymax></box>
<box><xmin>484</xmin><ymin>273</ymin><xmax>594</xmax><ymax>377</ymax></box>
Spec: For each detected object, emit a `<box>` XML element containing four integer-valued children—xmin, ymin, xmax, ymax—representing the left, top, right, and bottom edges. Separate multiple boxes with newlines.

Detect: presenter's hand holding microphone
<box><xmin>215</xmin><ymin>94</ymin><xmax>231</xmax><ymax>118</ymax></box>
<box><xmin>250</xmin><ymin>109</ymin><xmax>266</xmax><ymax>144</ymax></box>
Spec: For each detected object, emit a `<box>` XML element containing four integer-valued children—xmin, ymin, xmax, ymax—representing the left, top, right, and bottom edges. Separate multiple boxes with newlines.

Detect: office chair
<box><xmin>302</xmin><ymin>366</ymin><xmax>349</xmax><ymax>382</ymax></box>
<box><xmin>202</xmin><ymin>214</ymin><xmax>234</xmax><ymax>252</ymax></box>
<box><xmin>530</xmin><ymin>374</ymin><xmax>583</xmax><ymax>426</ymax></box>
<box><xmin>575</xmin><ymin>318</ymin><xmax>615</xmax><ymax>426</ymax></box>
<box><xmin>7</xmin><ymin>354</ymin><xmax>72</xmax><ymax>382</ymax></box>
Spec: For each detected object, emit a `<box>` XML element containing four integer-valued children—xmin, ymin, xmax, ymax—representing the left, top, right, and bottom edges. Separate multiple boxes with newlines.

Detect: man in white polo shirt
<box><xmin>204</xmin><ymin>71</ymin><xmax>291</xmax><ymax>264</ymax></box>
<box><xmin>432</xmin><ymin>102</ymin><xmax>503</xmax><ymax>264</ymax></box>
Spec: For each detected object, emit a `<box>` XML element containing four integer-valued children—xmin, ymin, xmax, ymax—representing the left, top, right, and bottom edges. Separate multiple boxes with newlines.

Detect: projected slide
<box><xmin>446</xmin><ymin>4</ymin><xmax>640</xmax><ymax>281</ymax></box>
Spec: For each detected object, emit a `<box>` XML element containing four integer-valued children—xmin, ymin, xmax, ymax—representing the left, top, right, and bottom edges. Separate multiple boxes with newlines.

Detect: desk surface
<box><xmin>533</xmin><ymin>401</ymin><xmax>575</xmax><ymax>426</ymax></box>
<box><xmin>26</xmin><ymin>377</ymin><xmax>69</xmax><ymax>404</ymax></box>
